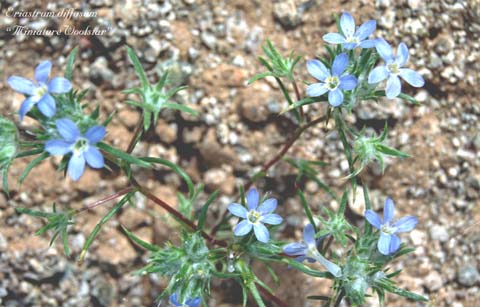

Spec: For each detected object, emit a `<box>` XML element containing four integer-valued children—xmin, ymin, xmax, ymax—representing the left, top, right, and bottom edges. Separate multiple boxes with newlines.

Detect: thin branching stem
<box><xmin>73</xmin><ymin>186</ymin><xmax>135</xmax><ymax>214</ymax></box>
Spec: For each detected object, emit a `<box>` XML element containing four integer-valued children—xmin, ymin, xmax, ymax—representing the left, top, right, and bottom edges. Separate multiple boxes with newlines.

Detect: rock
<box><xmin>348</xmin><ymin>186</ymin><xmax>366</xmax><ymax>216</ymax></box>
<box><xmin>96</xmin><ymin>231</ymin><xmax>137</xmax><ymax>266</ymax></box>
<box><xmin>0</xmin><ymin>232</ymin><xmax>7</xmax><ymax>251</ymax></box>
<box><xmin>202</xmin><ymin>63</ymin><xmax>247</xmax><ymax>87</ymax></box>
<box><xmin>424</xmin><ymin>270</ymin><xmax>444</xmax><ymax>291</ymax></box>
<box><xmin>273</xmin><ymin>0</ymin><xmax>301</xmax><ymax>29</ymax></box>
<box><xmin>457</xmin><ymin>264</ymin><xmax>480</xmax><ymax>287</ymax></box>
<box><xmin>410</xmin><ymin>229</ymin><xmax>427</xmax><ymax>246</ymax></box>
<box><xmin>203</xmin><ymin>168</ymin><xmax>235</xmax><ymax>194</ymax></box>
<box><xmin>118</xmin><ymin>208</ymin><xmax>151</xmax><ymax>230</ymax></box>
<box><xmin>155</xmin><ymin>120</ymin><xmax>178</xmax><ymax>144</ymax></box>
<box><xmin>89</xmin><ymin>57</ymin><xmax>114</xmax><ymax>87</ymax></box>
<box><xmin>429</xmin><ymin>224</ymin><xmax>449</xmax><ymax>242</ymax></box>
<box><xmin>201</xmin><ymin>31</ymin><xmax>217</xmax><ymax>50</ymax></box>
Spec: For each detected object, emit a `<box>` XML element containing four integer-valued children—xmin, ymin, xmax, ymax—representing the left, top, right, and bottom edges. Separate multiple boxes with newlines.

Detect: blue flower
<box><xmin>169</xmin><ymin>293</ymin><xmax>201</xmax><ymax>307</ymax></box>
<box><xmin>365</xmin><ymin>197</ymin><xmax>418</xmax><ymax>255</ymax></box>
<box><xmin>283</xmin><ymin>224</ymin><xmax>342</xmax><ymax>277</ymax></box>
<box><xmin>306</xmin><ymin>53</ymin><xmax>357</xmax><ymax>107</ymax></box>
<box><xmin>45</xmin><ymin>118</ymin><xmax>106</xmax><ymax>181</ymax></box>
<box><xmin>7</xmin><ymin>61</ymin><xmax>72</xmax><ymax>121</ymax></box>
<box><xmin>368</xmin><ymin>38</ymin><xmax>425</xmax><ymax>99</ymax></box>
<box><xmin>227</xmin><ymin>188</ymin><xmax>283</xmax><ymax>243</ymax></box>
<box><xmin>323</xmin><ymin>12</ymin><xmax>377</xmax><ymax>50</ymax></box>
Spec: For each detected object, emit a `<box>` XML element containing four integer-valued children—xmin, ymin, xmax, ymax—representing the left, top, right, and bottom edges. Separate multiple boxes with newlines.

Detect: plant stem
<box><xmin>126</xmin><ymin>112</ymin><xmax>144</xmax><ymax>154</ymax></box>
<box><xmin>73</xmin><ymin>186</ymin><xmax>135</xmax><ymax>214</ymax></box>
<box><xmin>257</xmin><ymin>284</ymin><xmax>288</xmax><ymax>307</ymax></box>
<box><xmin>292</xmin><ymin>79</ymin><xmax>305</xmax><ymax>120</ymax></box>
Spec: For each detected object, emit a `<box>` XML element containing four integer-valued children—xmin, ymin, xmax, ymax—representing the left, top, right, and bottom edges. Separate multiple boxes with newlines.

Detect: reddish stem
<box><xmin>74</xmin><ymin>186</ymin><xmax>135</xmax><ymax>214</ymax></box>
<box><xmin>257</xmin><ymin>284</ymin><xmax>288</xmax><ymax>307</ymax></box>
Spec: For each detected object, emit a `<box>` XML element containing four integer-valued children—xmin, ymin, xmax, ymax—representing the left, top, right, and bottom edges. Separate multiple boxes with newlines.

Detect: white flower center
<box><xmin>72</xmin><ymin>137</ymin><xmax>89</xmax><ymax>155</ymax></box>
<box><xmin>32</xmin><ymin>85</ymin><xmax>48</xmax><ymax>102</ymax></box>
<box><xmin>387</xmin><ymin>63</ymin><xmax>400</xmax><ymax>75</ymax></box>
<box><xmin>381</xmin><ymin>223</ymin><xmax>395</xmax><ymax>235</ymax></box>
<box><xmin>325</xmin><ymin>76</ymin><xmax>340</xmax><ymax>90</ymax></box>
<box><xmin>346</xmin><ymin>36</ymin><xmax>359</xmax><ymax>44</ymax></box>
<box><xmin>247</xmin><ymin>210</ymin><xmax>261</xmax><ymax>224</ymax></box>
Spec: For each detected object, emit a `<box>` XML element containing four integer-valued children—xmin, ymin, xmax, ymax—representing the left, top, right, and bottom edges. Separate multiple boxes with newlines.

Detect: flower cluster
<box><xmin>306</xmin><ymin>11</ymin><xmax>424</xmax><ymax>107</ymax></box>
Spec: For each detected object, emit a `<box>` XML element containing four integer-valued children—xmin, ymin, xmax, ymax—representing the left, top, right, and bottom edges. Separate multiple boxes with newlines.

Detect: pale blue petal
<box><xmin>18</xmin><ymin>97</ymin><xmax>36</xmax><ymax>121</ymax></box>
<box><xmin>365</xmin><ymin>210</ymin><xmax>382</xmax><ymax>229</ymax></box>
<box><xmin>323</xmin><ymin>33</ymin><xmax>346</xmax><ymax>44</ymax></box>
<box><xmin>228</xmin><ymin>203</ymin><xmax>248</xmax><ymax>218</ymax></box>
<box><xmin>48</xmin><ymin>77</ymin><xmax>72</xmax><ymax>94</ymax></box>
<box><xmin>399</xmin><ymin>69</ymin><xmax>425</xmax><ymax>87</ymax></box>
<box><xmin>368</xmin><ymin>66</ymin><xmax>389</xmax><ymax>84</ymax></box>
<box><xmin>393</xmin><ymin>216</ymin><xmax>418</xmax><ymax>233</ymax></box>
<box><xmin>283</xmin><ymin>242</ymin><xmax>308</xmax><ymax>256</ymax></box>
<box><xmin>343</xmin><ymin>42</ymin><xmax>357</xmax><ymax>50</ymax></box>
<box><xmin>68</xmin><ymin>154</ymin><xmax>86</xmax><ymax>181</ymax></box>
<box><xmin>233</xmin><ymin>220</ymin><xmax>252</xmax><ymax>236</ymax></box>
<box><xmin>383</xmin><ymin>197</ymin><xmax>395</xmax><ymax>223</ymax></box>
<box><xmin>388</xmin><ymin>234</ymin><xmax>401</xmax><ymax>254</ymax></box>
<box><xmin>306</xmin><ymin>83</ymin><xmax>329</xmax><ymax>97</ymax></box>
<box><xmin>375</xmin><ymin>38</ymin><xmax>394</xmax><ymax>62</ymax></box>
<box><xmin>56</xmin><ymin>118</ymin><xmax>80</xmax><ymax>142</ymax></box>
<box><xmin>306</xmin><ymin>59</ymin><xmax>330</xmax><ymax>81</ymax></box>
<box><xmin>339</xmin><ymin>75</ymin><xmax>357</xmax><ymax>90</ymax></box>
<box><xmin>359</xmin><ymin>39</ymin><xmax>378</xmax><ymax>49</ymax></box>
<box><xmin>340</xmin><ymin>12</ymin><xmax>355</xmax><ymax>37</ymax></box>
<box><xmin>332</xmin><ymin>53</ymin><xmax>348</xmax><ymax>76</ymax></box>
<box><xmin>85</xmin><ymin>125</ymin><xmax>106</xmax><ymax>144</ymax></box>
<box><xmin>253</xmin><ymin>223</ymin><xmax>270</xmax><ymax>243</ymax></box>
<box><xmin>37</xmin><ymin>94</ymin><xmax>56</xmax><ymax>117</ymax></box>
<box><xmin>34</xmin><ymin>61</ymin><xmax>52</xmax><ymax>84</ymax></box>
<box><xmin>386</xmin><ymin>75</ymin><xmax>402</xmax><ymax>98</ymax></box>
<box><xmin>187</xmin><ymin>297</ymin><xmax>201</xmax><ymax>307</ymax></box>
<box><xmin>258</xmin><ymin>198</ymin><xmax>277</xmax><ymax>214</ymax></box>
<box><xmin>303</xmin><ymin>223</ymin><xmax>316</xmax><ymax>246</ymax></box>
<box><xmin>84</xmin><ymin>147</ymin><xmax>104</xmax><ymax>169</ymax></box>
<box><xmin>354</xmin><ymin>20</ymin><xmax>376</xmax><ymax>40</ymax></box>
<box><xmin>7</xmin><ymin>76</ymin><xmax>36</xmax><ymax>95</ymax></box>
<box><xmin>262</xmin><ymin>213</ymin><xmax>283</xmax><ymax>225</ymax></box>
<box><xmin>169</xmin><ymin>293</ymin><xmax>180</xmax><ymax>305</ymax></box>
<box><xmin>328</xmin><ymin>89</ymin><xmax>343</xmax><ymax>107</ymax></box>
<box><xmin>378</xmin><ymin>232</ymin><xmax>392</xmax><ymax>255</ymax></box>
<box><xmin>45</xmin><ymin>140</ymin><xmax>72</xmax><ymax>156</ymax></box>
<box><xmin>395</xmin><ymin>43</ymin><xmax>409</xmax><ymax>67</ymax></box>
<box><xmin>246</xmin><ymin>188</ymin><xmax>260</xmax><ymax>210</ymax></box>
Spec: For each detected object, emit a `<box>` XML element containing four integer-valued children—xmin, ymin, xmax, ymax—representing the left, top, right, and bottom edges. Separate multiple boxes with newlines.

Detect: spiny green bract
<box><xmin>136</xmin><ymin>232</ymin><xmax>213</xmax><ymax>304</ymax></box>
<box><xmin>0</xmin><ymin>116</ymin><xmax>18</xmax><ymax>171</ymax></box>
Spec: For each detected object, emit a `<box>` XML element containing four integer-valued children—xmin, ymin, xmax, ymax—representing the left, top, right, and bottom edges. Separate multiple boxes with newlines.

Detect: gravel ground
<box><xmin>1</xmin><ymin>0</ymin><xmax>479</xmax><ymax>306</ymax></box>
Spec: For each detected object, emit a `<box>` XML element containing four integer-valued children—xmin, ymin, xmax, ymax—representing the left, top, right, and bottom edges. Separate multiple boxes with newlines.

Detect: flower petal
<box><xmin>18</xmin><ymin>97</ymin><xmax>36</xmax><ymax>121</ymax></box>
<box><xmin>45</xmin><ymin>140</ymin><xmax>72</xmax><ymax>156</ymax></box>
<box><xmin>395</xmin><ymin>43</ymin><xmax>409</xmax><ymax>67</ymax></box>
<box><xmin>328</xmin><ymin>89</ymin><xmax>344</xmax><ymax>107</ymax></box>
<box><xmin>258</xmin><ymin>198</ymin><xmax>277</xmax><ymax>214</ymax></box>
<box><xmin>393</xmin><ymin>216</ymin><xmax>418</xmax><ymax>233</ymax></box>
<box><xmin>303</xmin><ymin>223</ymin><xmax>316</xmax><ymax>246</ymax></box>
<box><xmin>262</xmin><ymin>213</ymin><xmax>283</xmax><ymax>225</ymax></box>
<box><xmin>332</xmin><ymin>53</ymin><xmax>348</xmax><ymax>76</ymax></box>
<box><xmin>323</xmin><ymin>33</ymin><xmax>346</xmax><ymax>44</ymax></box>
<box><xmin>383</xmin><ymin>197</ymin><xmax>395</xmax><ymax>224</ymax></box>
<box><xmin>253</xmin><ymin>223</ymin><xmax>270</xmax><ymax>243</ymax></box>
<box><xmin>187</xmin><ymin>297</ymin><xmax>201</xmax><ymax>307</ymax></box>
<box><xmin>306</xmin><ymin>59</ymin><xmax>330</xmax><ymax>81</ymax></box>
<box><xmin>375</xmin><ymin>38</ymin><xmax>394</xmax><ymax>62</ymax></box>
<box><xmin>56</xmin><ymin>118</ymin><xmax>80</xmax><ymax>142</ymax></box>
<box><xmin>315</xmin><ymin>253</ymin><xmax>342</xmax><ymax>277</ymax></box>
<box><xmin>340</xmin><ymin>12</ymin><xmax>355</xmax><ymax>37</ymax></box>
<box><xmin>386</xmin><ymin>75</ymin><xmax>402</xmax><ymax>98</ymax></box>
<box><xmin>233</xmin><ymin>220</ymin><xmax>252</xmax><ymax>236</ymax></box>
<box><xmin>68</xmin><ymin>154</ymin><xmax>86</xmax><ymax>181</ymax></box>
<box><xmin>343</xmin><ymin>42</ymin><xmax>357</xmax><ymax>50</ymax></box>
<box><xmin>7</xmin><ymin>76</ymin><xmax>36</xmax><ymax>95</ymax></box>
<box><xmin>359</xmin><ymin>39</ymin><xmax>378</xmax><ymax>49</ymax></box>
<box><xmin>354</xmin><ymin>20</ymin><xmax>376</xmax><ymax>40</ymax></box>
<box><xmin>378</xmin><ymin>232</ymin><xmax>392</xmax><ymax>255</ymax></box>
<box><xmin>246</xmin><ymin>188</ymin><xmax>260</xmax><ymax>210</ymax></box>
<box><xmin>339</xmin><ymin>75</ymin><xmax>357</xmax><ymax>90</ymax></box>
<box><xmin>388</xmin><ymin>234</ymin><xmax>401</xmax><ymax>254</ymax></box>
<box><xmin>368</xmin><ymin>66</ymin><xmax>389</xmax><ymax>84</ymax></box>
<box><xmin>365</xmin><ymin>210</ymin><xmax>382</xmax><ymax>229</ymax></box>
<box><xmin>306</xmin><ymin>83</ymin><xmax>329</xmax><ymax>97</ymax></box>
<box><xmin>399</xmin><ymin>69</ymin><xmax>425</xmax><ymax>87</ymax></box>
<box><xmin>228</xmin><ymin>203</ymin><xmax>248</xmax><ymax>218</ymax></box>
<box><xmin>35</xmin><ymin>61</ymin><xmax>52</xmax><ymax>84</ymax></box>
<box><xmin>283</xmin><ymin>242</ymin><xmax>308</xmax><ymax>256</ymax></box>
<box><xmin>48</xmin><ymin>77</ymin><xmax>72</xmax><ymax>94</ymax></box>
<box><xmin>169</xmin><ymin>293</ymin><xmax>180</xmax><ymax>305</ymax></box>
<box><xmin>84</xmin><ymin>146</ymin><xmax>104</xmax><ymax>169</ymax></box>
<box><xmin>85</xmin><ymin>125</ymin><xmax>106</xmax><ymax>144</ymax></box>
<box><xmin>37</xmin><ymin>94</ymin><xmax>56</xmax><ymax>117</ymax></box>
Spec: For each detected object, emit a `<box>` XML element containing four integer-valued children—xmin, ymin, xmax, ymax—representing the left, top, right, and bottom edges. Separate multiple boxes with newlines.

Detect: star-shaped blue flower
<box><xmin>227</xmin><ymin>188</ymin><xmax>283</xmax><ymax>243</ymax></box>
<box><xmin>283</xmin><ymin>224</ymin><xmax>342</xmax><ymax>277</ymax></box>
<box><xmin>306</xmin><ymin>53</ymin><xmax>357</xmax><ymax>107</ymax></box>
<box><xmin>368</xmin><ymin>38</ymin><xmax>425</xmax><ymax>99</ymax></box>
<box><xmin>365</xmin><ymin>197</ymin><xmax>418</xmax><ymax>255</ymax></box>
<box><xmin>45</xmin><ymin>118</ymin><xmax>106</xmax><ymax>181</ymax></box>
<box><xmin>7</xmin><ymin>61</ymin><xmax>72</xmax><ymax>121</ymax></box>
<box><xmin>323</xmin><ymin>12</ymin><xmax>377</xmax><ymax>50</ymax></box>
<box><xmin>169</xmin><ymin>293</ymin><xmax>201</xmax><ymax>307</ymax></box>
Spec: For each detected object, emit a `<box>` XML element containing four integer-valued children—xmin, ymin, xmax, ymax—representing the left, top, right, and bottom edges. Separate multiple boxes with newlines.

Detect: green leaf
<box><xmin>19</xmin><ymin>152</ymin><xmax>49</xmax><ymax>184</ymax></box>
<box><xmin>297</xmin><ymin>189</ymin><xmax>316</xmax><ymax>232</ymax></box>
<box><xmin>248</xmin><ymin>72</ymin><xmax>274</xmax><ymax>84</ymax></box>
<box><xmin>338</xmin><ymin>188</ymin><xmax>349</xmax><ymax>214</ymax></box>
<box><xmin>197</xmin><ymin>190</ymin><xmax>219</xmax><ymax>231</ymax></box>
<box><xmin>16</xmin><ymin>207</ymin><xmax>55</xmax><ymax>218</ymax></box>
<box><xmin>307</xmin><ymin>295</ymin><xmax>330</xmax><ymax>301</ymax></box>
<box><xmin>122</xmin><ymin>225</ymin><xmax>160</xmax><ymax>252</ymax></box>
<box><xmin>383</xmin><ymin>284</ymin><xmax>428</xmax><ymax>302</ymax></box>
<box><xmin>375</xmin><ymin>144</ymin><xmax>410</xmax><ymax>158</ymax></box>
<box><xmin>283</xmin><ymin>258</ymin><xmax>331</xmax><ymax>278</ymax></box>
<box><xmin>162</xmin><ymin>102</ymin><xmax>198</xmax><ymax>116</ymax></box>
<box><xmin>126</xmin><ymin>46</ymin><xmax>149</xmax><ymax>88</ymax></box>
<box><xmin>65</xmin><ymin>47</ymin><xmax>78</xmax><ymax>81</ymax></box>
<box><xmin>97</xmin><ymin>142</ymin><xmax>151</xmax><ymax>169</ymax></box>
